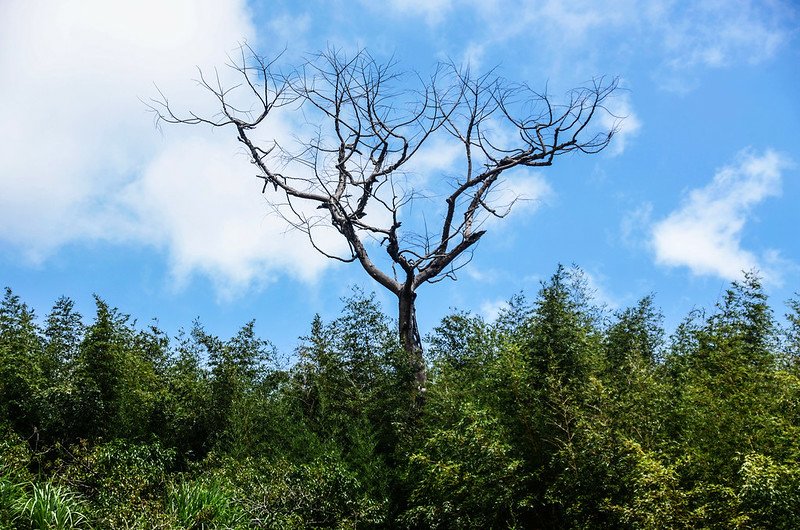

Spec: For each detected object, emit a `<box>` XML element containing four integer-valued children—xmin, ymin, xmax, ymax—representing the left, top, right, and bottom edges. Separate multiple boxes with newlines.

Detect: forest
<box><xmin>1</xmin><ymin>265</ymin><xmax>800</xmax><ymax>529</ymax></box>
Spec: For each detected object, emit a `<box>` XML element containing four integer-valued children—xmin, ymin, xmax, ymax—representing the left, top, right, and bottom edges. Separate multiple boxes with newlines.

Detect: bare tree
<box><xmin>150</xmin><ymin>47</ymin><xmax>619</xmax><ymax>399</ymax></box>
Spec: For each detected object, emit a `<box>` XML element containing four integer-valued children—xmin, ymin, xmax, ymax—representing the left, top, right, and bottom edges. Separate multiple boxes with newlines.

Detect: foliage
<box><xmin>1</xmin><ymin>269</ymin><xmax>799</xmax><ymax>527</ymax></box>
<box><xmin>404</xmin><ymin>402</ymin><xmax>530</xmax><ymax>529</ymax></box>
<box><xmin>0</xmin><ymin>476</ymin><xmax>25</xmax><ymax>528</ymax></box>
<box><xmin>167</xmin><ymin>480</ymin><xmax>245</xmax><ymax>529</ymax></box>
<box><xmin>188</xmin><ymin>452</ymin><xmax>387</xmax><ymax>529</ymax></box>
<box><xmin>738</xmin><ymin>452</ymin><xmax>800</xmax><ymax>529</ymax></box>
<box><xmin>53</xmin><ymin>439</ymin><xmax>175</xmax><ymax>527</ymax></box>
<box><xmin>0</xmin><ymin>288</ymin><xmax>46</xmax><ymax>439</ymax></box>
<box><xmin>13</xmin><ymin>482</ymin><xmax>89</xmax><ymax>530</ymax></box>
<box><xmin>0</xmin><ymin>430</ymin><xmax>31</xmax><ymax>527</ymax></box>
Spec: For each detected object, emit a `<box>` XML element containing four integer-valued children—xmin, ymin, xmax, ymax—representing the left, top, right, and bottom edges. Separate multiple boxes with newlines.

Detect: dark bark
<box><xmin>398</xmin><ymin>284</ymin><xmax>426</xmax><ymax>400</ymax></box>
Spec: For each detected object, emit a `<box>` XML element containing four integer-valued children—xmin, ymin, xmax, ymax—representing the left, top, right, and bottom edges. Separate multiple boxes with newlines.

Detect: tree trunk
<box><xmin>398</xmin><ymin>284</ymin><xmax>426</xmax><ymax>401</ymax></box>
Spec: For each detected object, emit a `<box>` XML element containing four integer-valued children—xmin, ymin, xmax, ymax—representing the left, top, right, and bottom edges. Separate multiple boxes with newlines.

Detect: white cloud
<box><xmin>651</xmin><ymin>149</ymin><xmax>788</xmax><ymax>281</ymax></box>
<box><xmin>534</xmin><ymin>0</ymin><xmax>795</xmax><ymax>74</ymax></box>
<box><xmin>385</xmin><ymin>0</ymin><xmax>453</xmax><ymax>25</ymax></box>
<box><xmin>482</xmin><ymin>170</ymin><xmax>554</xmax><ymax>229</ymax></box>
<box><xmin>536</xmin><ymin>0</ymin><xmax>632</xmax><ymax>42</ymax></box>
<box><xmin>648</xmin><ymin>0</ymin><xmax>796</xmax><ymax>91</ymax></box>
<box><xmin>601</xmin><ymin>91</ymin><xmax>641</xmax><ymax>156</ymax></box>
<box><xmin>422</xmin><ymin>0</ymin><xmax>795</xmax><ymax>92</ymax></box>
<box><xmin>480</xmin><ymin>299</ymin><xmax>509</xmax><ymax>322</ymax></box>
<box><xmin>0</xmin><ymin>0</ymin><xmax>340</xmax><ymax>292</ymax></box>
<box><xmin>582</xmin><ymin>269</ymin><xmax>619</xmax><ymax>310</ymax></box>
<box><xmin>654</xmin><ymin>0</ymin><xmax>792</xmax><ymax>71</ymax></box>
<box><xmin>403</xmin><ymin>137</ymin><xmax>464</xmax><ymax>185</ymax></box>
<box><xmin>121</xmin><ymin>136</ymin><xmax>341</xmax><ymax>296</ymax></box>
<box><xmin>0</xmin><ymin>0</ymin><xmax>255</xmax><ymax>250</ymax></box>
<box><xmin>265</xmin><ymin>13</ymin><xmax>312</xmax><ymax>56</ymax></box>
<box><xmin>464</xmin><ymin>265</ymin><xmax>500</xmax><ymax>283</ymax></box>
<box><xmin>460</xmin><ymin>42</ymin><xmax>487</xmax><ymax>71</ymax></box>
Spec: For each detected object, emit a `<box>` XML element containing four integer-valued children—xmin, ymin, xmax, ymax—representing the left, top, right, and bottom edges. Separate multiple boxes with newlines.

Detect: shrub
<box><xmin>167</xmin><ymin>480</ymin><xmax>245</xmax><ymax>529</ymax></box>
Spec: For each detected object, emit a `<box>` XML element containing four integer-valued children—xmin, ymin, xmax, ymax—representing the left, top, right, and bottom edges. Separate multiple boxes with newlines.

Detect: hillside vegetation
<box><xmin>2</xmin><ymin>266</ymin><xmax>799</xmax><ymax>528</ymax></box>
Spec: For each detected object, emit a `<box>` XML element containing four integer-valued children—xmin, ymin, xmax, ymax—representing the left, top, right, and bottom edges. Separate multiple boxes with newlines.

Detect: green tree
<box><xmin>404</xmin><ymin>402</ymin><xmax>530</xmax><ymax>529</ymax></box>
<box><xmin>40</xmin><ymin>297</ymin><xmax>85</xmax><ymax>443</ymax></box>
<box><xmin>784</xmin><ymin>294</ymin><xmax>800</xmax><ymax>369</ymax></box>
<box><xmin>70</xmin><ymin>297</ymin><xmax>162</xmax><ymax>442</ymax></box>
<box><xmin>409</xmin><ymin>267</ymin><xmax>611</xmax><ymax>528</ymax></box>
<box><xmin>160</xmin><ymin>327</ymin><xmax>213</xmax><ymax>460</ymax></box>
<box><xmin>601</xmin><ymin>296</ymin><xmax>669</xmax><ymax>450</ymax></box>
<box><xmin>294</xmin><ymin>291</ymin><xmax>408</xmax><ymax>449</ymax></box>
<box><xmin>0</xmin><ymin>288</ymin><xmax>46</xmax><ymax>439</ymax></box>
<box><xmin>524</xmin><ymin>266</ymin><xmax>603</xmax><ymax>387</ymax></box>
<box><xmin>290</xmin><ymin>291</ymin><xmax>413</xmax><ymax>519</ymax></box>
<box><xmin>196</xmin><ymin>320</ymin><xmax>275</xmax><ymax>454</ymax></box>
<box><xmin>43</xmin><ymin>297</ymin><xmax>84</xmax><ymax>376</ymax></box>
<box><xmin>660</xmin><ymin>273</ymin><xmax>797</xmax><ymax>527</ymax></box>
<box><xmin>605</xmin><ymin>295</ymin><xmax>664</xmax><ymax>369</ymax></box>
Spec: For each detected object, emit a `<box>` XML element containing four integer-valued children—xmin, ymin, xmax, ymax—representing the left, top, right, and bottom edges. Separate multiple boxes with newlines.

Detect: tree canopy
<box><xmin>2</xmin><ymin>269</ymin><xmax>800</xmax><ymax>528</ymax></box>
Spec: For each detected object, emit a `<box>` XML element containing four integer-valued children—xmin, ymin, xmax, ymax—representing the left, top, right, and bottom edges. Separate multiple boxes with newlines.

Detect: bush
<box><xmin>195</xmin><ymin>452</ymin><xmax>387</xmax><ymax>528</ymax></box>
<box><xmin>167</xmin><ymin>480</ymin><xmax>245</xmax><ymax>529</ymax></box>
<box><xmin>54</xmin><ymin>439</ymin><xmax>175</xmax><ymax>527</ymax></box>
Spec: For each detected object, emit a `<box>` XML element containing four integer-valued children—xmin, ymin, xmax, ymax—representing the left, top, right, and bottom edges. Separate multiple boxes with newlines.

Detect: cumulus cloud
<box><xmin>651</xmin><ymin>150</ymin><xmax>788</xmax><ymax>281</ymax></box>
<box><xmin>121</xmin><ymin>136</ymin><xmax>340</xmax><ymax>295</ymax></box>
<box><xmin>0</xmin><ymin>0</ymin><xmax>254</xmax><ymax>248</ymax></box>
<box><xmin>0</xmin><ymin>0</ymin><xmax>338</xmax><ymax>291</ymax></box>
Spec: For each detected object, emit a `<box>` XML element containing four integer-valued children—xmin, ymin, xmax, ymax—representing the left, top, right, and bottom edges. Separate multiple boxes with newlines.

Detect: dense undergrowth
<box><xmin>1</xmin><ymin>265</ymin><xmax>800</xmax><ymax>528</ymax></box>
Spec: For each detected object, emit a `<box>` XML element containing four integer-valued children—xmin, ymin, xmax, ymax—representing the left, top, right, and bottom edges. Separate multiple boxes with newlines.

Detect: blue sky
<box><xmin>1</xmin><ymin>0</ymin><xmax>798</xmax><ymax>353</ymax></box>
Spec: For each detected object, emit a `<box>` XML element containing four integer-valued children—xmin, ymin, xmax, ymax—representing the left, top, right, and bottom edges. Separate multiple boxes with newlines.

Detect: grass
<box><xmin>14</xmin><ymin>482</ymin><xmax>89</xmax><ymax>530</ymax></box>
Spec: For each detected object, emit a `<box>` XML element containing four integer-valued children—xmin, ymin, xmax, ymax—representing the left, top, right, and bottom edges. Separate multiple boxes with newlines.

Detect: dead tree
<box><xmin>150</xmin><ymin>47</ymin><xmax>619</xmax><ymax>400</ymax></box>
